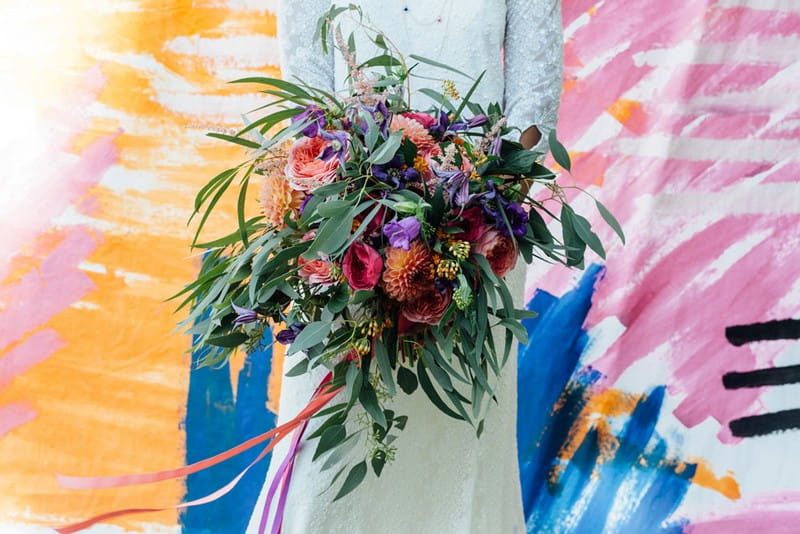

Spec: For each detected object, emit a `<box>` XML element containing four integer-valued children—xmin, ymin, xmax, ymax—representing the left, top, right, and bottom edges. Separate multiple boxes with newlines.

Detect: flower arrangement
<box><xmin>177</xmin><ymin>5</ymin><xmax>624</xmax><ymax>509</ymax></box>
<box><xmin>52</xmin><ymin>6</ymin><xmax>624</xmax><ymax>534</ymax></box>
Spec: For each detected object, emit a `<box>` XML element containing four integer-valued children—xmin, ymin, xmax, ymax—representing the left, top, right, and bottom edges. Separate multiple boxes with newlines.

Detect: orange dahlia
<box><xmin>259</xmin><ymin>173</ymin><xmax>304</xmax><ymax>229</ymax></box>
<box><xmin>382</xmin><ymin>240</ymin><xmax>433</xmax><ymax>302</ymax></box>
<box><xmin>390</xmin><ymin>115</ymin><xmax>440</xmax><ymax>156</ymax></box>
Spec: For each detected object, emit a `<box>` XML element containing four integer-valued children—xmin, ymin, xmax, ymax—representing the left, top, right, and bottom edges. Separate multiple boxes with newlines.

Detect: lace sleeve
<box><xmin>277</xmin><ymin>0</ymin><xmax>334</xmax><ymax>93</ymax></box>
<box><xmin>503</xmin><ymin>0</ymin><xmax>564</xmax><ymax>153</ymax></box>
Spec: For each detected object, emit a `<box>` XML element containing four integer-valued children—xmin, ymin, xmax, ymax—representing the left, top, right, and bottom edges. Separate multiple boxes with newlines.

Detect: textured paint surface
<box><xmin>1</xmin><ymin>0</ymin><xmax>799</xmax><ymax>532</ymax></box>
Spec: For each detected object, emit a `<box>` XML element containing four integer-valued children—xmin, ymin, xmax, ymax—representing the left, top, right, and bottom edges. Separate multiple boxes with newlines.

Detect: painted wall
<box><xmin>0</xmin><ymin>0</ymin><xmax>798</xmax><ymax>532</ymax></box>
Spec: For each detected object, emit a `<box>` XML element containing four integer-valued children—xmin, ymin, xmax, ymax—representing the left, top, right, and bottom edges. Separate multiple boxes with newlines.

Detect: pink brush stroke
<box><xmin>0</xmin><ymin>401</ymin><xmax>37</xmax><ymax>439</ymax></box>
<box><xmin>527</xmin><ymin>0</ymin><xmax>800</xmax><ymax>445</ymax></box>
<box><xmin>0</xmin><ymin>329</ymin><xmax>65</xmax><ymax>391</ymax></box>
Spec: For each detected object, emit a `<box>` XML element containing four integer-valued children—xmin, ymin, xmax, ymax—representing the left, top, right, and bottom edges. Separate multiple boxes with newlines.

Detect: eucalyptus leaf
<box><xmin>333</xmin><ymin>461</ymin><xmax>368</xmax><ymax>501</ymax></box>
<box><xmin>287</xmin><ymin>321</ymin><xmax>331</xmax><ymax>355</ymax></box>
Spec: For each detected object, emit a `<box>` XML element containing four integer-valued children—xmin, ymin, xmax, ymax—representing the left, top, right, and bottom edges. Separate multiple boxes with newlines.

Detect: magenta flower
<box><xmin>383</xmin><ymin>217</ymin><xmax>421</xmax><ymax>250</ymax></box>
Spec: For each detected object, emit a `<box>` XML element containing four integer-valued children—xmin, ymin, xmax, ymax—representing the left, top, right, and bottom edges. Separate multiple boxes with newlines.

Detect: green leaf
<box><xmin>397</xmin><ymin>366</ymin><xmax>418</xmax><ymax>394</ymax></box>
<box><xmin>595</xmin><ymin>199</ymin><xmax>626</xmax><ymax>244</ymax></box>
<box><xmin>302</xmin><ymin>207</ymin><xmax>356</xmax><ymax>260</ymax></box>
<box><xmin>359</xmin><ymin>54</ymin><xmax>401</xmax><ymax>69</ymax></box>
<box><xmin>333</xmin><ymin>461</ymin><xmax>368</xmax><ymax>501</ymax></box>
<box><xmin>359</xmin><ymin>382</ymin><xmax>387</xmax><ymax>428</ymax></box>
<box><xmin>236</xmin><ymin>174</ymin><xmax>251</xmax><ymax>247</ymax></box>
<box><xmin>454</xmin><ymin>71</ymin><xmax>485</xmax><ymax>119</ymax></box>
<box><xmin>374</xmin><ymin>339</ymin><xmax>396</xmax><ymax>397</ymax></box>
<box><xmin>326</xmin><ymin>285</ymin><xmax>350</xmax><ymax>314</ymax></box>
<box><xmin>206</xmin><ymin>132</ymin><xmax>260</xmax><ymax>149</ymax></box>
<box><xmin>369</xmin><ymin>131</ymin><xmax>403</xmax><ymax>165</ymax></box>
<box><xmin>321</xmin><ymin>431</ymin><xmax>360</xmax><ymax>471</ymax></box>
<box><xmin>560</xmin><ymin>205</ymin><xmax>587</xmax><ymax>267</ymax></box>
<box><xmin>417</xmin><ymin>88</ymin><xmax>456</xmax><ymax>113</ymax></box>
<box><xmin>285</xmin><ymin>358</ymin><xmax>309</xmax><ymax>377</ymax></box>
<box><xmin>417</xmin><ymin>359</ymin><xmax>464</xmax><ymax>421</ymax></box>
<box><xmin>287</xmin><ymin>321</ymin><xmax>331</xmax><ymax>355</ymax></box>
<box><xmin>350</xmin><ymin>290</ymin><xmax>374</xmax><ymax>305</ymax></box>
<box><xmin>313</xmin><ymin>424</ymin><xmax>347</xmax><ymax>461</ymax></box>
<box><xmin>499</xmin><ymin>318</ymin><xmax>529</xmax><ymax>345</ymax></box>
<box><xmin>230</xmin><ymin>76</ymin><xmax>312</xmax><ymax>99</ymax></box>
<box><xmin>548</xmin><ymin>129</ymin><xmax>571</xmax><ymax>171</ymax></box>
<box><xmin>408</xmin><ymin>54</ymin><xmax>473</xmax><ymax>79</ymax></box>
<box><xmin>345</xmin><ymin>363</ymin><xmax>363</xmax><ymax>412</ymax></box>
<box><xmin>571</xmin><ymin>212</ymin><xmax>606</xmax><ymax>259</ymax></box>
<box><xmin>317</xmin><ymin>199</ymin><xmax>354</xmax><ymax>218</ymax></box>
<box><xmin>371</xmin><ymin>450</ymin><xmax>387</xmax><ymax>476</ymax></box>
<box><xmin>207</xmin><ymin>332</ymin><xmax>248</xmax><ymax>348</ymax></box>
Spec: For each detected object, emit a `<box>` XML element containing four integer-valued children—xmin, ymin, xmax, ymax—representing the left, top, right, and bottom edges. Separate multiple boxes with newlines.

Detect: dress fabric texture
<box><xmin>247</xmin><ymin>1</ymin><xmax>562</xmax><ymax>532</ymax></box>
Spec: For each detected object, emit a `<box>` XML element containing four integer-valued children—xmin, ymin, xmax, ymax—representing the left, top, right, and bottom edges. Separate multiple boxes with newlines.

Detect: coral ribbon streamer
<box><xmin>54</xmin><ymin>373</ymin><xmax>340</xmax><ymax>533</ymax></box>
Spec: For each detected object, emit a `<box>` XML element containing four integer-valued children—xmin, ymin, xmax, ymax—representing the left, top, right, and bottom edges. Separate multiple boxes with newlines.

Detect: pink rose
<box><xmin>298</xmin><ymin>258</ymin><xmax>337</xmax><ymax>287</ymax></box>
<box><xmin>342</xmin><ymin>242</ymin><xmax>383</xmax><ymax>290</ymax></box>
<box><xmin>450</xmin><ymin>207</ymin><xmax>488</xmax><ymax>242</ymax></box>
<box><xmin>474</xmin><ymin>228</ymin><xmax>518</xmax><ymax>278</ymax></box>
<box><xmin>401</xmin><ymin>288</ymin><xmax>452</xmax><ymax>325</ymax></box>
<box><xmin>402</xmin><ymin>112</ymin><xmax>436</xmax><ymax>129</ymax></box>
<box><xmin>285</xmin><ymin>136</ymin><xmax>342</xmax><ymax>192</ymax></box>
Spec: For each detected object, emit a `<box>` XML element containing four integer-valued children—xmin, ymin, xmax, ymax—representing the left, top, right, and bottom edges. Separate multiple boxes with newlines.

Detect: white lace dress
<box><xmin>247</xmin><ymin>1</ymin><xmax>562</xmax><ymax>532</ymax></box>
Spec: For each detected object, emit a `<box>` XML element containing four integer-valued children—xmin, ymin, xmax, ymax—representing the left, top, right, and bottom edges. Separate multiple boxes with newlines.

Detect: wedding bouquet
<box><xmin>175</xmin><ymin>3</ymin><xmax>622</xmax><ymax>519</ymax></box>
<box><xmin>52</xmin><ymin>8</ymin><xmax>626</xmax><ymax>533</ymax></box>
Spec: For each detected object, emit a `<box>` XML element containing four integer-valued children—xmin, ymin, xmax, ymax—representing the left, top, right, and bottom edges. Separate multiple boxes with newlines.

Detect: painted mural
<box><xmin>0</xmin><ymin>0</ymin><xmax>798</xmax><ymax>532</ymax></box>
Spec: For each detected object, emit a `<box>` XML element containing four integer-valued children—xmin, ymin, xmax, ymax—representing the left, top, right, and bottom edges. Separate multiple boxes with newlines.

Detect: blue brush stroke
<box><xmin>182</xmin><ymin>331</ymin><xmax>275</xmax><ymax>534</ymax></box>
<box><xmin>518</xmin><ymin>265</ymin><xmax>694</xmax><ymax>533</ymax></box>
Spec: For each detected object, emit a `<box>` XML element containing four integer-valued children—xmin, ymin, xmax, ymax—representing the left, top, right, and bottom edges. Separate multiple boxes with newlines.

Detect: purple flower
<box><xmin>365</xmin><ymin>100</ymin><xmax>390</xmax><ymax>137</ymax></box>
<box><xmin>479</xmin><ymin>181</ymin><xmax>528</xmax><ymax>237</ymax></box>
<box><xmin>502</xmin><ymin>201</ymin><xmax>529</xmax><ymax>237</ymax></box>
<box><xmin>467</xmin><ymin>114</ymin><xmax>488</xmax><ymax>127</ymax></box>
<box><xmin>383</xmin><ymin>217</ymin><xmax>421</xmax><ymax>250</ymax></box>
<box><xmin>292</xmin><ymin>104</ymin><xmax>326</xmax><ymax>138</ymax></box>
<box><xmin>319</xmin><ymin>130</ymin><xmax>350</xmax><ymax>168</ymax></box>
<box><xmin>433</xmin><ymin>166</ymin><xmax>471</xmax><ymax>207</ymax></box>
<box><xmin>430</xmin><ymin>110</ymin><xmax>472</xmax><ymax>140</ymax></box>
<box><xmin>232</xmin><ymin>303</ymin><xmax>258</xmax><ymax>326</ymax></box>
<box><xmin>372</xmin><ymin>156</ymin><xmax>420</xmax><ymax>189</ymax></box>
<box><xmin>298</xmin><ymin>194</ymin><xmax>312</xmax><ymax>214</ymax></box>
<box><xmin>490</xmin><ymin>135</ymin><xmax>503</xmax><ymax>157</ymax></box>
<box><xmin>276</xmin><ymin>322</ymin><xmax>305</xmax><ymax>345</ymax></box>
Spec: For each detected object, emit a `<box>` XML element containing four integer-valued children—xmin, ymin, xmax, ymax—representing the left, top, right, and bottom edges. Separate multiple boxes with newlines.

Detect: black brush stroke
<box><xmin>723</xmin><ymin>364</ymin><xmax>800</xmax><ymax>389</ymax></box>
<box><xmin>729</xmin><ymin>409</ymin><xmax>800</xmax><ymax>438</ymax></box>
<box><xmin>726</xmin><ymin>319</ymin><xmax>800</xmax><ymax>347</ymax></box>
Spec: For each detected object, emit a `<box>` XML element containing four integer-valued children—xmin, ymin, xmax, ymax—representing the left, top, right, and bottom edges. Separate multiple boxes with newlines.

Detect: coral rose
<box><xmin>285</xmin><ymin>136</ymin><xmax>343</xmax><ymax>191</ymax></box>
<box><xmin>342</xmin><ymin>242</ymin><xmax>383</xmax><ymax>290</ymax></box>
<box><xmin>382</xmin><ymin>240</ymin><xmax>433</xmax><ymax>302</ymax></box>
<box><xmin>259</xmin><ymin>174</ymin><xmax>304</xmax><ymax>229</ymax></box>
<box><xmin>474</xmin><ymin>228</ymin><xmax>518</xmax><ymax>278</ymax></box>
<box><xmin>401</xmin><ymin>288</ymin><xmax>452</xmax><ymax>325</ymax></box>
<box><xmin>390</xmin><ymin>115</ymin><xmax>439</xmax><ymax>156</ymax></box>
<box><xmin>298</xmin><ymin>258</ymin><xmax>337</xmax><ymax>287</ymax></box>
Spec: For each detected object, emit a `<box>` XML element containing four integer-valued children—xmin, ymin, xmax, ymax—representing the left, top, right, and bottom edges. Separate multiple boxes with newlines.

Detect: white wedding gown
<box><xmin>247</xmin><ymin>1</ymin><xmax>562</xmax><ymax>532</ymax></box>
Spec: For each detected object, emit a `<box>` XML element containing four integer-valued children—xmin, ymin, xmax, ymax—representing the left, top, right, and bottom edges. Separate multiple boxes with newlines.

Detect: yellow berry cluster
<box><xmin>413</xmin><ymin>155</ymin><xmax>429</xmax><ymax>175</ymax></box>
<box><xmin>436</xmin><ymin>259</ymin><xmax>459</xmax><ymax>280</ymax></box>
<box><xmin>447</xmin><ymin>240</ymin><xmax>471</xmax><ymax>261</ymax></box>
<box><xmin>442</xmin><ymin>79</ymin><xmax>460</xmax><ymax>100</ymax></box>
<box><xmin>353</xmin><ymin>338</ymin><xmax>371</xmax><ymax>356</ymax></box>
<box><xmin>329</xmin><ymin>263</ymin><xmax>346</xmax><ymax>283</ymax></box>
<box><xmin>359</xmin><ymin>317</ymin><xmax>392</xmax><ymax>338</ymax></box>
